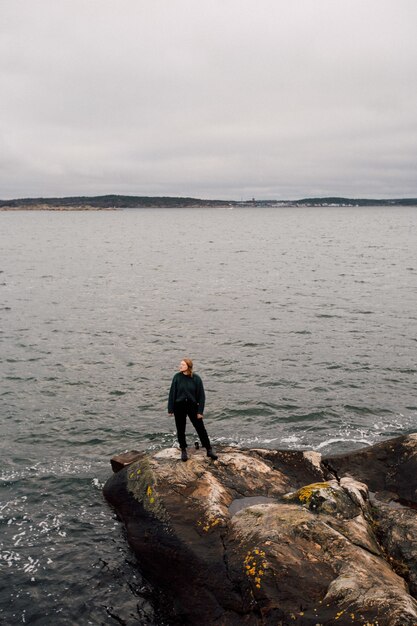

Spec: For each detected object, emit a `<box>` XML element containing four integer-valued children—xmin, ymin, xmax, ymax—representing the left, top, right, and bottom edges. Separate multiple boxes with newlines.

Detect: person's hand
<box><xmin>197</xmin><ymin>414</ymin><xmax>204</xmax><ymax>419</ymax></box>
<box><xmin>168</xmin><ymin>413</ymin><xmax>173</xmax><ymax>416</ymax></box>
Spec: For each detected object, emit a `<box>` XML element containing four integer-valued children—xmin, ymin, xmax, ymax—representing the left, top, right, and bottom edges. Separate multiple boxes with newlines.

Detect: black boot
<box><xmin>181</xmin><ymin>449</ymin><xmax>188</xmax><ymax>462</ymax></box>
<box><xmin>206</xmin><ymin>448</ymin><xmax>218</xmax><ymax>460</ymax></box>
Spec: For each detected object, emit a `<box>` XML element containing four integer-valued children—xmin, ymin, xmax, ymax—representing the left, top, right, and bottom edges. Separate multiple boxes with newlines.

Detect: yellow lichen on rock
<box><xmin>243</xmin><ymin>548</ymin><xmax>267</xmax><ymax>589</ymax></box>
<box><xmin>126</xmin><ymin>459</ymin><xmax>168</xmax><ymax>521</ymax></box>
<box><xmin>296</xmin><ymin>482</ymin><xmax>331</xmax><ymax>504</ymax></box>
<box><xmin>197</xmin><ymin>515</ymin><xmax>222</xmax><ymax>533</ymax></box>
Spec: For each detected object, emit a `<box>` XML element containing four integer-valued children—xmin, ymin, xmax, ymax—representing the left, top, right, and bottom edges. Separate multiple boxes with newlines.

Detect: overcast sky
<box><xmin>1</xmin><ymin>1</ymin><xmax>417</xmax><ymax>200</ymax></box>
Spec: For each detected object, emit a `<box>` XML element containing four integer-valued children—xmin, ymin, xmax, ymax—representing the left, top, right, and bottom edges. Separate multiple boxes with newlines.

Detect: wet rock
<box><xmin>104</xmin><ymin>435</ymin><xmax>417</xmax><ymax>625</ymax></box>
<box><xmin>373</xmin><ymin>502</ymin><xmax>417</xmax><ymax>599</ymax></box>
<box><xmin>110</xmin><ymin>450</ymin><xmax>142</xmax><ymax>473</ymax></box>
<box><xmin>324</xmin><ymin>433</ymin><xmax>417</xmax><ymax>504</ymax></box>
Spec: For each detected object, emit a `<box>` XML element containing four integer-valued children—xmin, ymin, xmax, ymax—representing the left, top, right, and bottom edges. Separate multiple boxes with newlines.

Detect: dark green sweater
<box><xmin>168</xmin><ymin>372</ymin><xmax>205</xmax><ymax>414</ymax></box>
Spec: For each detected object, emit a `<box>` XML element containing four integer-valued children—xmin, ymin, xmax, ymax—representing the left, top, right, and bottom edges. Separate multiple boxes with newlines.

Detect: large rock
<box><xmin>324</xmin><ymin>433</ymin><xmax>417</xmax><ymax>504</ymax></box>
<box><xmin>103</xmin><ymin>435</ymin><xmax>417</xmax><ymax>625</ymax></box>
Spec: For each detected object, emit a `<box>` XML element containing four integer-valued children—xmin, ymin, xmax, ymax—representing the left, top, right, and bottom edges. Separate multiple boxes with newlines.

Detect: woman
<box><xmin>168</xmin><ymin>358</ymin><xmax>218</xmax><ymax>462</ymax></box>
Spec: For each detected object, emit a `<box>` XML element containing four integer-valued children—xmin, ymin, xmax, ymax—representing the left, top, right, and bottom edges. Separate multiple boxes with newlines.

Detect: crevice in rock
<box><xmin>332</xmin><ymin>525</ymin><xmax>381</xmax><ymax>558</ymax></box>
<box><xmin>317</xmin><ymin>518</ymin><xmax>372</xmax><ymax>555</ymax></box>
<box><xmin>219</xmin><ymin>530</ymin><xmax>263</xmax><ymax>622</ymax></box>
<box><xmin>340</xmin><ymin>485</ymin><xmax>370</xmax><ymax>521</ymax></box>
<box><xmin>219</xmin><ymin>530</ymin><xmax>234</xmax><ymax>585</ymax></box>
<box><xmin>105</xmin><ymin>606</ymin><xmax>127</xmax><ymax>625</ymax></box>
<box><xmin>321</xmin><ymin>459</ymin><xmax>340</xmax><ymax>483</ymax></box>
<box><xmin>369</xmin><ymin>506</ymin><xmax>415</xmax><ymax>596</ymax></box>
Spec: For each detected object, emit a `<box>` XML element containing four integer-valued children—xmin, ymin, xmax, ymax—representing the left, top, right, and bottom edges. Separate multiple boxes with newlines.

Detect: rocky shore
<box><xmin>103</xmin><ymin>434</ymin><xmax>417</xmax><ymax>625</ymax></box>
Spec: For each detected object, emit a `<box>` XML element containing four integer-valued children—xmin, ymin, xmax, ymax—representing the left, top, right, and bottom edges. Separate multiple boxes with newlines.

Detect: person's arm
<box><xmin>196</xmin><ymin>375</ymin><xmax>205</xmax><ymax>417</ymax></box>
<box><xmin>168</xmin><ymin>376</ymin><xmax>176</xmax><ymax>414</ymax></box>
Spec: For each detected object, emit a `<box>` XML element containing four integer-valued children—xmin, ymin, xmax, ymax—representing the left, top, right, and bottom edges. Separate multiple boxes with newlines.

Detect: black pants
<box><xmin>174</xmin><ymin>401</ymin><xmax>211</xmax><ymax>450</ymax></box>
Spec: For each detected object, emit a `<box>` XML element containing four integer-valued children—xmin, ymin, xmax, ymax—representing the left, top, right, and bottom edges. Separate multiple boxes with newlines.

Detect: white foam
<box><xmin>0</xmin><ymin>551</ymin><xmax>22</xmax><ymax>567</ymax></box>
<box><xmin>280</xmin><ymin>434</ymin><xmax>300</xmax><ymax>444</ymax></box>
<box><xmin>315</xmin><ymin>438</ymin><xmax>372</xmax><ymax>451</ymax></box>
<box><xmin>215</xmin><ymin>435</ymin><xmax>279</xmax><ymax>445</ymax></box>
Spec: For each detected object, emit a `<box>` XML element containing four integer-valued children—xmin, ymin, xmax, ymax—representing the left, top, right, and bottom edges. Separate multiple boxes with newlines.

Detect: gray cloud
<box><xmin>1</xmin><ymin>0</ymin><xmax>417</xmax><ymax>199</ymax></box>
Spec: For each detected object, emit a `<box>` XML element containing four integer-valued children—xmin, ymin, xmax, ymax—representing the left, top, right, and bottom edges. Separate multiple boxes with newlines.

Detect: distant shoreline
<box><xmin>0</xmin><ymin>205</ymin><xmax>119</xmax><ymax>211</ymax></box>
<box><xmin>1</xmin><ymin>195</ymin><xmax>417</xmax><ymax>210</ymax></box>
<box><xmin>0</xmin><ymin>204</ymin><xmax>120</xmax><ymax>211</ymax></box>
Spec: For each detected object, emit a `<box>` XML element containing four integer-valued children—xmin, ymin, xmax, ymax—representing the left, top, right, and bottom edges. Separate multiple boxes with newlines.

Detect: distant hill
<box><xmin>0</xmin><ymin>195</ymin><xmax>231</xmax><ymax>209</ymax></box>
<box><xmin>1</xmin><ymin>194</ymin><xmax>417</xmax><ymax>209</ymax></box>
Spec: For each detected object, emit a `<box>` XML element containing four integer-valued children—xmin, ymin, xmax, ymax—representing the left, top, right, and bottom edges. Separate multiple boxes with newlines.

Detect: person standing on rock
<box><xmin>168</xmin><ymin>358</ymin><xmax>218</xmax><ymax>462</ymax></box>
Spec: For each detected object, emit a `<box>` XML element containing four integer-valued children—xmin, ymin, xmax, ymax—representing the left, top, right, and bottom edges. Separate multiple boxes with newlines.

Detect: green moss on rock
<box><xmin>127</xmin><ymin>459</ymin><xmax>168</xmax><ymax>522</ymax></box>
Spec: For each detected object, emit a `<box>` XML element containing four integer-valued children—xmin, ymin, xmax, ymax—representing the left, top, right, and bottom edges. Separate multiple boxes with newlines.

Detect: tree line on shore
<box><xmin>1</xmin><ymin>194</ymin><xmax>417</xmax><ymax>209</ymax></box>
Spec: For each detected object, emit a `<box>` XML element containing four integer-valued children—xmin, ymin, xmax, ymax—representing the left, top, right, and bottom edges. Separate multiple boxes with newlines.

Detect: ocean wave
<box><xmin>314</xmin><ymin>437</ymin><xmax>373</xmax><ymax>451</ymax></box>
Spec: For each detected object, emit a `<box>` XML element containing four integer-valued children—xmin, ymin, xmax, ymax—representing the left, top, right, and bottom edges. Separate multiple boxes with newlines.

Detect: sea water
<box><xmin>1</xmin><ymin>206</ymin><xmax>416</xmax><ymax>623</ymax></box>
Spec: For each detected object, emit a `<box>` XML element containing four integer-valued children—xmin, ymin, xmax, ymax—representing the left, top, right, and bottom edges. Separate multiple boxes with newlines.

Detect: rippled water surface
<box><xmin>1</xmin><ymin>206</ymin><xmax>416</xmax><ymax>623</ymax></box>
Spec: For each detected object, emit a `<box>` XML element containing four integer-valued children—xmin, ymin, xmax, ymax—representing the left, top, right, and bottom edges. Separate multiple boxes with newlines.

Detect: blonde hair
<box><xmin>183</xmin><ymin>357</ymin><xmax>193</xmax><ymax>377</ymax></box>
